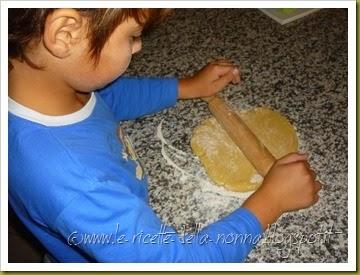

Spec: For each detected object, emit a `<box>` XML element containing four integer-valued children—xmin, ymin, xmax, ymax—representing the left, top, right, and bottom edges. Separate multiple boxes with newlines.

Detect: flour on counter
<box><xmin>156</xmin><ymin>120</ymin><xmax>255</xmax><ymax>202</ymax></box>
<box><xmin>250</xmin><ymin>173</ymin><xmax>264</xmax><ymax>184</ymax></box>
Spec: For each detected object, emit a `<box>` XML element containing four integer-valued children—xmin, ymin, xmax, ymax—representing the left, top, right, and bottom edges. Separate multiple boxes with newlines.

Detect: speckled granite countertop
<box><xmin>122</xmin><ymin>9</ymin><xmax>348</xmax><ymax>262</ymax></box>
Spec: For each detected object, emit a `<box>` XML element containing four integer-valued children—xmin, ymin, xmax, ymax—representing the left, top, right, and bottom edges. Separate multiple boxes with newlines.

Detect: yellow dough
<box><xmin>191</xmin><ymin>107</ymin><xmax>298</xmax><ymax>192</ymax></box>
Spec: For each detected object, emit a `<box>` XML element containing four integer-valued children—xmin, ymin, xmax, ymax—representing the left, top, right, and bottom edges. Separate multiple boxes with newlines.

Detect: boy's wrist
<box><xmin>241</xmin><ymin>187</ymin><xmax>284</xmax><ymax>230</ymax></box>
<box><xmin>178</xmin><ymin>78</ymin><xmax>193</xmax><ymax>99</ymax></box>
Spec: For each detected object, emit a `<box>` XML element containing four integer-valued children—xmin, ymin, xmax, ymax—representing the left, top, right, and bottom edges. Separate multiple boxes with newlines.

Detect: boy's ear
<box><xmin>43</xmin><ymin>9</ymin><xmax>85</xmax><ymax>58</ymax></box>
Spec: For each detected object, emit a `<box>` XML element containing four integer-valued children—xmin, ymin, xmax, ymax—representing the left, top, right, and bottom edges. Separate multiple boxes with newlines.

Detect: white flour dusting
<box><xmin>250</xmin><ymin>173</ymin><xmax>264</xmax><ymax>184</ymax></box>
<box><xmin>156</xmin><ymin>120</ymin><xmax>255</xmax><ymax>201</ymax></box>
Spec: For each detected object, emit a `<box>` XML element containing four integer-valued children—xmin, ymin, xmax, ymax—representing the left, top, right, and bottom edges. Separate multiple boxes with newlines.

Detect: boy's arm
<box><xmin>13</xmin><ymin>129</ymin><xmax>261</xmax><ymax>262</ymax></box>
<box><xmin>97</xmin><ymin>61</ymin><xmax>241</xmax><ymax>121</ymax></box>
<box><xmin>97</xmin><ymin>77</ymin><xmax>178</xmax><ymax>121</ymax></box>
<box><xmin>54</xmin><ymin>181</ymin><xmax>263</xmax><ymax>262</ymax></box>
<box><xmin>243</xmin><ymin>153</ymin><xmax>322</xmax><ymax>230</ymax></box>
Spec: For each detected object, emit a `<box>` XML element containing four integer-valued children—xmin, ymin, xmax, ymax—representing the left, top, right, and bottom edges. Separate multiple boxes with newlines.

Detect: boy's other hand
<box><xmin>242</xmin><ymin>152</ymin><xmax>322</xmax><ymax>230</ymax></box>
<box><xmin>178</xmin><ymin>60</ymin><xmax>240</xmax><ymax>99</ymax></box>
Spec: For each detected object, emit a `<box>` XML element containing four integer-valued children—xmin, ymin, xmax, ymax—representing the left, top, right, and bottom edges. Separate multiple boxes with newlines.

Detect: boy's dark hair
<box><xmin>8</xmin><ymin>8</ymin><xmax>170</xmax><ymax>70</ymax></box>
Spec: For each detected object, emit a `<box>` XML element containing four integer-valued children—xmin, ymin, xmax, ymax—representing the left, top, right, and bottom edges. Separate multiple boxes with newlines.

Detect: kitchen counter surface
<box><xmin>122</xmin><ymin>9</ymin><xmax>348</xmax><ymax>262</ymax></box>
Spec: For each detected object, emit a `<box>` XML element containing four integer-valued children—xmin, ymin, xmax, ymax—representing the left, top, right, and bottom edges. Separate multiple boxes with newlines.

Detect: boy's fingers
<box><xmin>314</xmin><ymin>180</ymin><xmax>322</xmax><ymax>193</ymax></box>
<box><xmin>211</xmin><ymin>59</ymin><xmax>235</xmax><ymax>65</ymax></box>
<box><xmin>210</xmin><ymin>60</ymin><xmax>240</xmax><ymax>80</ymax></box>
<box><xmin>310</xmin><ymin>169</ymin><xmax>316</xmax><ymax>180</ymax></box>
<box><xmin>312</xmin><ymin>193</ymin><xmax>320</xmax><ymax>205</ymax></box>
<box><xmin>276</xmin><ymin>152</ymin><xmax>308</xmax><ymax>165</ymax></box>
<box><xmin>213</xmin><ymin>70</ymin><xmax>236</xmax><ymax>92</ymax></box>
<box><xmin>231</xmin><ymin>68</ymin><xmax>241</xmax><ymax>84</ymax></box>
<box><xmin>213</xmin><ymin>65</ymin><xmax>240</xmax><ymax>82</ymax></box>
<box><xmin>213</xmin><ymin>64</ymin><xmax>237</xmax><ymax>76</ymax></box>
<box><xmin>212</xmin><ymin>61</ymin><xmax>233</xmax><ymax>66</ymax></box>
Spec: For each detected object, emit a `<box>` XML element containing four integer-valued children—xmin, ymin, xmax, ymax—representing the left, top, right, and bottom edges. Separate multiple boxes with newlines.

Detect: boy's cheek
<box><xmin>93</xmin><ymin>60</ymin><xmax>132</xmax><ymax>89</ymax></box>
<box><xmin>62</xmin><ymin>70</ymin><xmax>105</xmax><ymax>92</ymax></box>
<box><xmin>65</xmin><ymin>69</ymin><xmax>123</xmax><ymax>92</ymax></box>
<box><xmin>62</xmin><ymin>52</ymin><xmax>132</xmax><ymax>92</ymax></box>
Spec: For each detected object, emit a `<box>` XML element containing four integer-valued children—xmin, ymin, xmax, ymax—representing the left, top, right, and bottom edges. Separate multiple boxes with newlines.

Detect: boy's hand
<box><xmin>242</xmin><ymin>153</ymin><xmax>322</xmax><ymax>230</ymax></box>
<box><xmin>178</xmin><ymin>60</ymin><xmax>240</xmax><ymax>99</ymax></box>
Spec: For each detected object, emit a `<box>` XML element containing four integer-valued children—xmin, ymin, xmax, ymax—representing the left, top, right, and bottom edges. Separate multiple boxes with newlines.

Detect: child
<box><xmin>8</xmin><ymin>8</ymin><xmax>321</xmax><ymax>263</ymax></box>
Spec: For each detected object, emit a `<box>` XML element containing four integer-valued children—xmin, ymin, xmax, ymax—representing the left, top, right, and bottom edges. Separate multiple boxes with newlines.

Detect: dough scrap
<box><xmin>191</xmin><ymin>107</ymin><xmax>298</xmax><ymax>192</ymax></box>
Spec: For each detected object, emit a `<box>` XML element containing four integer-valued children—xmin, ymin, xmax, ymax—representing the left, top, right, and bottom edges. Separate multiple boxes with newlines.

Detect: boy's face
<box><xmin>56</xmin><ymin>16</ymin><xmax>143</xmax><ymax>92</ymax></box>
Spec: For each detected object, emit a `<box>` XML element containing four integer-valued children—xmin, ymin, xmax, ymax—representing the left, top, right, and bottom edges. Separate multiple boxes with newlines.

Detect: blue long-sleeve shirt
<box><xmin>8</xmin><ymin>77</ymin><xmax>263</xmax><ymax>262</ymax></box>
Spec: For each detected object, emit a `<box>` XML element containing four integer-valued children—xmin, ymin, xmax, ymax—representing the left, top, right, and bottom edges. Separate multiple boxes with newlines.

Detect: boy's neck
<box><xmin>9</xmin><ymin>59</ymin><xmax>91</xmax><ymax>116</ymax></box>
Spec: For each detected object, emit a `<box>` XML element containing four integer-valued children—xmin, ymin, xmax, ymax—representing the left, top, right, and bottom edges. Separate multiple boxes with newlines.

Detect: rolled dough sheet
<box><xmin>191</xmin><ymin>107</ymin><xmax>298</xmax><ymax>192</ymax></box>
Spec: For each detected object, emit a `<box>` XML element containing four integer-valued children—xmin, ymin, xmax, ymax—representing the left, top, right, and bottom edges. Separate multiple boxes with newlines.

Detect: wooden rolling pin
<box><xmin>203</xmin><ymin>95</ymin><xmax>276</xmax><ymax>176</ymax></box>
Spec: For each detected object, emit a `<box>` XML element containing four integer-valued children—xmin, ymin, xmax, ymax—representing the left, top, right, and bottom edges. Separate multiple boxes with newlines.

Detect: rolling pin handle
<box><xmin>204</xmin><ymin>95</ymin><xmax>276</xmax><ymax>177</ymax></box>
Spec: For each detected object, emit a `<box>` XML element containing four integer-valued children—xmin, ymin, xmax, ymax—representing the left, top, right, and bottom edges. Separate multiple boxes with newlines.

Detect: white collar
<box><xmin>8</xmin><ymin>93</ymin><xmax>96</xmax><ymax>126</ymax></box>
